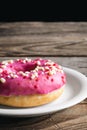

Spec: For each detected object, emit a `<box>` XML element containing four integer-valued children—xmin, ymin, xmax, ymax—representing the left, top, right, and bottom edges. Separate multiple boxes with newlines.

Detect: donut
<box><xmin>0</xmin><ymin>58</ymin><xmax>66</xmax><ymax>107</ymax></box>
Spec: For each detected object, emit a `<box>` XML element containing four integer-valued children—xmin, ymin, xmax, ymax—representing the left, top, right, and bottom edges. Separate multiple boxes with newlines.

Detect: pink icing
<box><xmin>0</xmin><ymin>58</ymin><xmax>66</xmax><ymax>96</ymax></box>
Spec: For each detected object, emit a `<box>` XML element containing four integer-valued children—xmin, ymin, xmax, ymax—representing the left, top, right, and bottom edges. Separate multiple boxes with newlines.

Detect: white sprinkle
<box><xmin>7</xmin><ymin>60</ymin><xmax>13</xmax><ymax>64</ymax></box>
<box><xmin>31</xmin><ymin>72</ymin><xmax>38</xmax><ymax>79</ymax></box>
<box><xmin>31</xmin><ymin>74</ymin><xmax>36</xmax><ymax>79</ymax></box>
<box><xmin>45</xmin><ymin>61</ymin><xmax>54</xmax><ymax>66</ymax></box>
<box><xmin>10</xmin><ymin>73</ymin><xmax>14</xmax><ymax>76</ymax></box>
<box><xmin>45</xmin><ymin>66</ymin><xmax>49</xmax><ymax>70</ymax></box>
<box><xmin>51</xmin><ymin>66</ymin><xmax>58</xmax><ymax>71</ymax></box>
<box><xmin>17</xmin><ymin>59</ymin><xmax>19</xmax><ymax>61</ymax></box>
<box><xmin>9</xmin><ymin>72</ymin><xmax>18</xmax><ymax>78</ymax></box>
<box><xmin>7</xmin><ymin>75</ymin><xmax>11</xmax><ymax>78</ymax></box>
<box><xmin>19</xmin><ymin>71</ymin><xmax>28</xmax><ymax>77</ymax></box>
<box><xmin>19</xmin><ymin>71</ymin><xmax>25</xmax><ymax>75</ymax></box>
<box><xmin>2</xmin><ymin>60</ymin><xmax>13</xmax><ymax>64</ymax></box>
<box><xmin>10</xmin><ymin>73</ymin><xmax>14</xmax><ymax>78</ymax></box>
<box><xmin>37</xmin><ymin>61</ymin><xmax>41</xmax><ymax>65</ymax></box>
<box><xmin>34</xmin><ymin>72</ymin><xmax>38</xmax><ymax>77</ymax></box>
<box><xmin>19</xmin><ymin>71</ymin><xmax>23</xmax><ymax>74</ymax></box>
<box><xmin>61</xmin><ymin>70</ymin><xmax>64</xmax><ymax>73</ymax></box>
<box><xmin>12</xmin><ymin>75</ymin><xmax>18</xmax><ymax>78</ymax></box>
<box><xmin>48</xmin><ymin>70</ymin><xmax>56</xmax><ymax>75</ymax></box>
<box><xmin>58</xmin><ymin>69</ymin><xmax>64</xmax><ymax>73</ymax></box>
<box><xmin>25</xmin><ymin>71</ymin><xmax>30</xmax><ymax>74</ymax></box>
<box><xmin>2</xmin><ymin>61</ymin><xmax>8</xmax><ymax>64</ymax></box>
<box><xmin>58</xmin><ymin>65</ymin><xmax>62</xmax><ymax>69</ymax></box>
<box><xmin>23</xmin><ymin>60</ymin><xmax>26</xmax><ymax>63</ymax></box>
<box><xmin>1</xmin><ymin>65</ymin><xmax>6</xmax><ymax>68</ymax></box>
<box><xmin>35</xmin><ymin>66</ymin><xmax>44</xmax><ymax>71</ymax></box>
<box><xmin>0</xmin><ymin>78</ymin><xmax>6</xmax><ymax>83</ymax></box>
<box><xmin>25</xmin><ymin>58</ymin><xmax>31</xmax><ymax>62</ymax></box>
<box><xmin>35</xmin><ymin>67</ymin><xmax>39</xmax><ymax>71</ymax></box>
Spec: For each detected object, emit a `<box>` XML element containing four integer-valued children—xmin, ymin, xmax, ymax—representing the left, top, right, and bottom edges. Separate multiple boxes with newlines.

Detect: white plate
<box><xmin>0</xmin><ymin>67</ymin><xmax>87</xmax><ymax>117</ymax></box>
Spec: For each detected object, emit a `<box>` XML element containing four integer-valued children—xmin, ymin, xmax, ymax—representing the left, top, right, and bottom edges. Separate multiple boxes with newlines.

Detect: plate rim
<box><xmin>0</xmin><ymin>67</ymin><xmax>87</xmax><ymax>117</ymax></box>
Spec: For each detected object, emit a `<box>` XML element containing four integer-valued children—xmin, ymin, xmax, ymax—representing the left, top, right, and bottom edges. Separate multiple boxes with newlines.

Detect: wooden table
<box><xmin>0</xmin><ymin>22</ymin><xmax>87</xmax><ymax>130</ymax></box>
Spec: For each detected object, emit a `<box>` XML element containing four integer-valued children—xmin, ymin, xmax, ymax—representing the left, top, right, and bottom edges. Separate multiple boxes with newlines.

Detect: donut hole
<box><xmin>13</xmin><ymin>63</ymin><xmax>37</xmax><ymax>73</ymax></box>
<box><xmin>24</xmin><ymin>64</ymin><xmax>37</xmax><ymax>72</ymax></box>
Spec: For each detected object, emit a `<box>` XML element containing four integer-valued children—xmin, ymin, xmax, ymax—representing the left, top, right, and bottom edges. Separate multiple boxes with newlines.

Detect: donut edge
<box><xmin>0</xmin><ymin>86</ymin><xmax>65</xmax><ymax>107</ymax></box>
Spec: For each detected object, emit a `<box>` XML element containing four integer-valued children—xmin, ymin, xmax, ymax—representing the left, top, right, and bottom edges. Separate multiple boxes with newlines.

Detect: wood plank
<box><xmin>0</xmin><ymin>22</ymin><xmax>87</xmax><ymax>56</ymax></box>
<box><xmin>0</xmin><ymin>22</ymin><xmax>87</xmax><ymax>130</ymax></box>
<box><xmin>0</xmin><ymin>101</ymin><xmax>87</xmax><ymax>130</ymax></box>
<box><xmin>58</xmin><ymin>116</ymin><xmax>87</xmax><ymax>130</ymax></box>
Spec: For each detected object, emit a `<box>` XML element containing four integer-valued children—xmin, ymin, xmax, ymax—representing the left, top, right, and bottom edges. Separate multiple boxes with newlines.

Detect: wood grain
<box><xmin>0</xmin><ymin>22</ymin><xmax>87</xmax><ymax>130</ymax></box>
<box><xmin>0</xmin><ymin>100</ymin><xmax>87</xmax><ymax>130</ymax></box>
<box><xmin>0</xmin><ymin>22</ymin><xmax>87</xmax><ymax>56</ymax></box>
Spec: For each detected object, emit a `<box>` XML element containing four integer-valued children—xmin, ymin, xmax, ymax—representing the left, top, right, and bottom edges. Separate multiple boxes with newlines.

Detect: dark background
<box><xmin>0</xmin><ymin>1</ymin><xmax>87</xmax><ymax>22</ymax></box>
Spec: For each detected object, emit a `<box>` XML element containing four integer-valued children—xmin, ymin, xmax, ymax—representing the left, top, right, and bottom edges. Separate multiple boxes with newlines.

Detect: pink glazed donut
<box><xmin>0</xmin><ymin>58</ymin><xmax>66</xmax><ymax>107</ymax></box>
